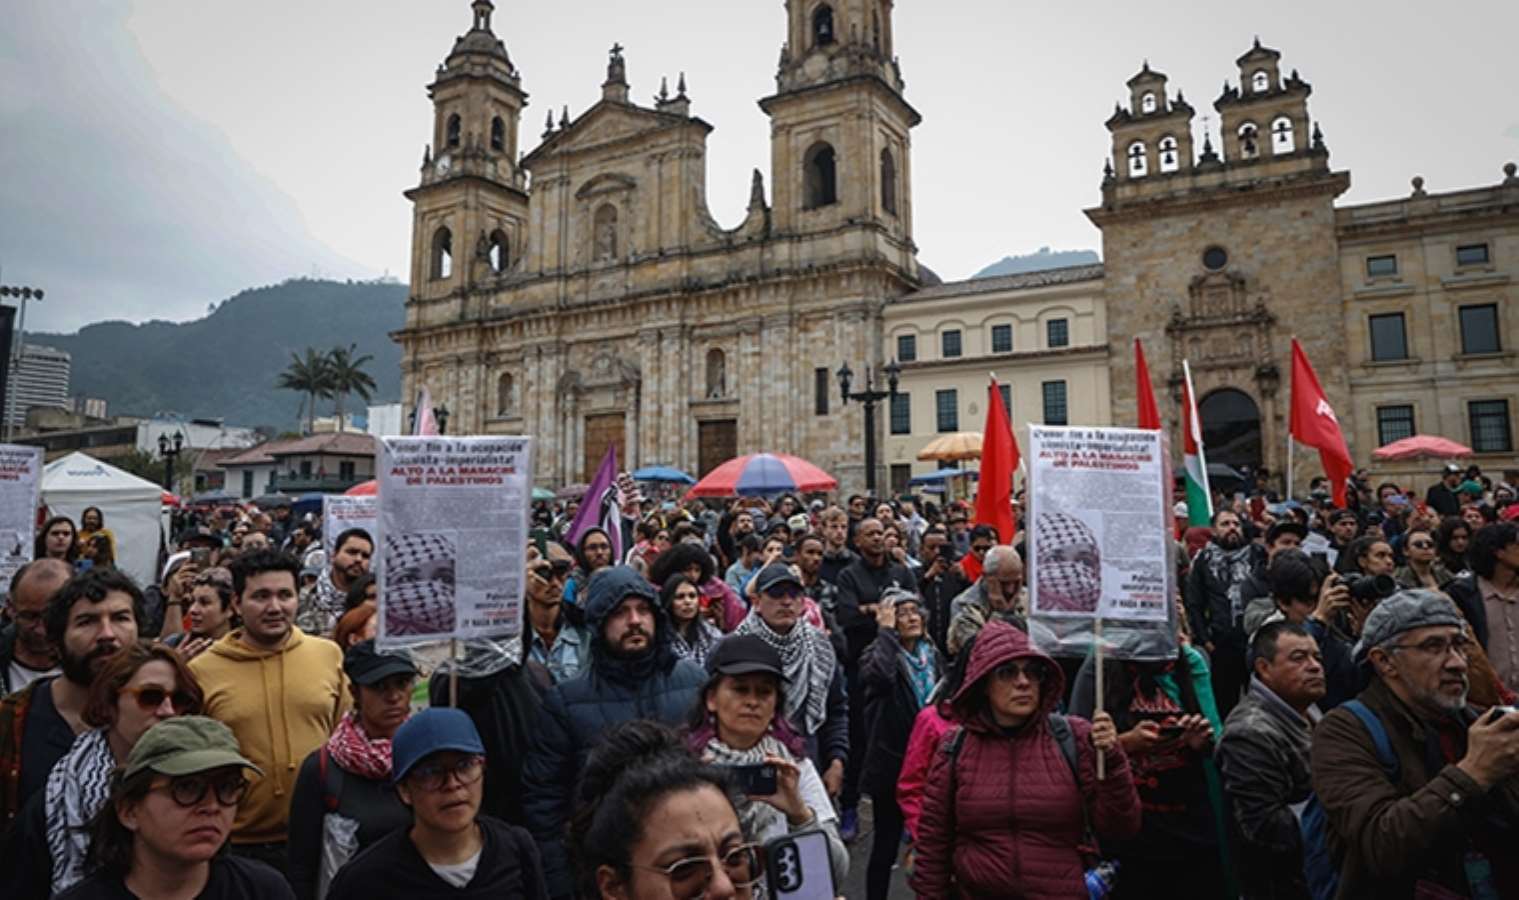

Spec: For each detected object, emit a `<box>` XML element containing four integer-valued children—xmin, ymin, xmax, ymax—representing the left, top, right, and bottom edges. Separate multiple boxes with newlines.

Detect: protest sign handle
<box><xmin>1094</xmin><ymin>616</ymin><xmax>1106</xmax><ymax>781</ymax></box>
<box><xmin>449</xmin><ymin>638</ymin><xmax>460</xmax><ymax>707</ymax></box>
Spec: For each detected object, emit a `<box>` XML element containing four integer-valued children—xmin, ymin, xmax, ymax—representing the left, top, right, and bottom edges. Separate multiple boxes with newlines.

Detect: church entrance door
<box><xmin>584</xmin><ymin>413</ymin><xmax>626</xmax><ymax>480</ymax></box>
<box><xmin>1199</xmin><ymin>388</ymin><xmax>1262</xmax><ymax>473</ymax></box>
<box><xmin>698</xmin><ymin>420</ymin><xmax>737</xmax><ymax>477</ymax></box>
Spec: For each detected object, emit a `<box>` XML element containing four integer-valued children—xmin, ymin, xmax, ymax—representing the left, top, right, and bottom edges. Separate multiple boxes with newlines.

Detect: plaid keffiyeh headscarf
<box><xmin>384</xmin><ymin>532</ymin><xmax>457</xmax><ymax>636</ymax></box>
<box><xmin>1036</xmin><ymin>511</ymin><xmax>1101</xmax><ymax>613</ymax></box>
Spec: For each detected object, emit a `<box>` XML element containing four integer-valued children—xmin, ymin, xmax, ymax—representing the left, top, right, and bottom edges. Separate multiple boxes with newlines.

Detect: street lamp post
<box><xmin>837</xmin><ymin>359</ymin><xmax>901</xmax><ymax>496</ymax></box>
<box><xmin>0</xmin><ymin>283</ymin><xmax>45</xmax><ymax>441</ymax></box>
<box><xmin>157</xmin><ymin>430</ymin><xmax>184</xmax><ymax>492</ymax></box>
<box><xmin>407</xmin><ymin>403</ymin><xmax>451</xmax><ymax>435</ymax></box>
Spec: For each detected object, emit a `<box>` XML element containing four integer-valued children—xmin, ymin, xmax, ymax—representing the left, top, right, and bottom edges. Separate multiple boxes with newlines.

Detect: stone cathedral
<box><xmin>397</xmin><ymin>0</ymin><xmax>921</xmax><ymax>487</ymax></box>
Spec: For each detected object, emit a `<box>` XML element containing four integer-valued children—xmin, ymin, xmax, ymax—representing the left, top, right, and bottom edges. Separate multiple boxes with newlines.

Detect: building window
<box><xmin>803</xmin><ymin>142</ymin><xmax>838</xmax><ymax>209</ymax></box>
<box><xmin>812</xmin><ymin>3</ymin><xmax>835</xmax><ymax>46</ymax></box>
<box><xmin>430</xmin><ymin>226</ymin><xmax>453</xmax><ymax>280</ymax></box>
<box><xmin>490</xmin><ymin>116</ymin><xmax>505</xmax><ymax>152</ymax></box>
<box><xmin>488</xmin><ymin>230</ymin><xmax>509</xmax><ymax>272</ymax></box>
<box><xmin>241</xmin><ymin>471</ymin><xmax>253</xmax><ymax>499</ymax></box>
<box><xmin>1238</xmin><ymin>122</ymin><xmax>1260</xmax><ymax>160</ymax></box>
<box><xmin>889</xmin><ymin>464</ymin><xmax>911</xmax><ymax>496</ymax></box>
<box><xmin>1470</xmin><ymin>400</ymin><xmax>1513</xmax><ymax>453</ymax></box>
<box><xmin>1042</xmin><ymin>380</ymin><xmax>1068</xmax><ymax>426</ymax></box>
<box><xmin>497</xmin><ymin>373</ymin><xmax>516</xmax><ymax>416</ymax></box>
<box><xmin>935</xmin><ymin>389</ymin><xmax>958</xmax><ymax>432</ymax></box>
<box><xmin>1127</xmin><ymin>141</ymin><xmax>1147</xmax><ymax>178</ymax></box>
<box><xmin>1456</xmin><ymin>243</ymin><xmax>1490</xmax><ymax>267</ymax></box>
<box><xmin>1369</xmin><ymin>313</ymin><xmax>1408</xmax><ymax>361</ymax></box>
<box><xmin>991</xmin><ymin>324</ymin><xmax>1012</xmax><ymax>354</ymax></box>
<box><xmin>998</xmin><ymin>384</ymin><xmax>1012</xmax><ymax>419</ymax></box>
<box><xmin>339</xmin><ymin>461</ymin><xmax>356</xmax><ymax>481</ymax></box>
<box><xmin>880</xmin><ymin>147</ymin><xmax>897</xmax><ymax>215</ymax></box>
<box><xmin>896</xmin><ymin>334</ymin><xmax>916</xmax><ymax>362</ymax></box>
<box><xmin>890</xmin><ymin>393</ymin><xmax>911</xmax><ymax>435</ymax></box>
<box><xmin>1271</xmin><ymin>116</ymin><xmax>1295</xmax><ymax>154</ymax></box>
<box><xmin>1203</xmin><ymin>246</ymin><xmax>1228</xmax><ymax>271</ymax></box>
<box><xmin>300</xmin><ymin>460</ymin><xmax>313</xmax><ymax>478</ymax></box>
<box><xmin>941</xmin><ymin>330</ymin><xmax>962</xmax><ymax>358</ymax></box>
<box><xmin>814</xmin><ymin>368</ymin><xmax>829</xmax><ymax>416</ymax></box>
<box><xmin>1376</xmin><ymin>405</ymin><xmax>1415</xmax><ymax>446</ymax></box>
<box><xmin>1459</xmin><ymin>304</ymin><xmax>1500</xmax><ymax>355</ymax></box>
<box><xmin>1141</xmin><ymin>92</ymin><xmax>1157</xmax><ymax>114</ymax></box>
<box><xmin>593</xmin><ymin>204</ymin><xmax>618</xmax><ymax>262</ymax></box>
<box><xmin>1158</xmin><ymin>135</ymin><xmax>1180</xmax><ymax>173</ymax></box>
<box><xmin>1366</xmin><ymin>255</ymin><xmax>1398</xmax><ymax>278</ymax></box>
<box><xmin>1047</xmin><ymin>319</ymin><xmax>1069</xmax><ymax>348</ymax></box>
<box><xmin>446</xmin><ymin>114</ymin><xmax>461</xmax><ymax>149</ymax></box>
<box><xmin>1252</xmin><ymin>69</ymin><xmax>1271</xmax><ymax>93</ymax></box>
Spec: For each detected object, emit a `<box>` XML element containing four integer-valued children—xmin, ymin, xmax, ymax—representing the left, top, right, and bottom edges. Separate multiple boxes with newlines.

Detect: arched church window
<box><xmin>804</xmin><ymin>142</ymin><xmax>838</xmax><ymax>209</ymax></box>
<box><xmin>705</xmin><ymin>348</ymin><xmax>727</xmax><ymax>399</ymax></box>
<box><xmin>880</xmin><ymin>147</ymin><xmax>897</xmax><ymax>215</ymax></box>
<box><xmin>1141</xmin><ymin>92</ymin><xmax>1157</xmax><ymax>114</ymax></box>
<box><xmin>1127</xmin><ymin>141</ymin><xmax>1148</xmax><ymax>178</ymax></box>
<box><xmin>496</xmin><ymin>373</ymin><xmax>516</xmax><ymax>417</ymax></box>
<box><xmin>1158</xmin><ymin>135</ymin><xmax>1180</xmax><ymax>173</ymax></box>
<box><xmin>489</xmin><ymin>229</ymin><xmax>509</xmax><ymax>272</ymax></box>
<box><xmin>431</xmin><ymin>226</ymin><xmax>453</xmax><ymax>280</ymax></box>
<box><xmin>872</xmin><ymin>11</ymin><xmax>881</xmax><ymax>52</ymax></box>
<box><xmin>446</xmin><ymin>114</ymin><xmax>462</xmax><ymax>149</ymax></box>
<box><xmin>593</xmin><ymin>204</ymin><xmax>618</xmax><ymax>262</ymax></box>
<box><xmin>490</xmin><ymin>116</ymin><xmax>505</xmax><ymax>152</ymax></box>
<box><xmin>1251</xmin><ymin>69</ymin><xmax>1271</xmax><ymax>93</ymax></box>
<box><xmin>1238</xmin><ymin>122</ymin><xmax>1259</xmax><ymax>160</ymax></box>
<box><xmin>812</xmin><ymin>4</ymin><xmax>835</xmax><ymax>47</ymax></box>
<box><xmin>1271</xmin><ymin>116</ymin><xmax>1295</xmax><ymax>154</ymax></box>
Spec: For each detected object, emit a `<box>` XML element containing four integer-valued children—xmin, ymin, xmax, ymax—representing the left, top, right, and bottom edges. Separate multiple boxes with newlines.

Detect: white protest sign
<box><xmin>375</xmin><ymin>436</ymin><xmax>532</xmax><ymax>647</ymax></box>
<box><xmin>323</xmin><ymin>495</ymin><xmax>378</xmax><ymax>558</ymax></box>
<box><xmin>0</xmin><ymin>444</ymin><xmax>43</xmax><ymax>586</ymax></box>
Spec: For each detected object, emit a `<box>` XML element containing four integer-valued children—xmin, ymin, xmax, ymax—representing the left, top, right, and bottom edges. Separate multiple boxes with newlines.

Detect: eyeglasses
<box><xmin>120</xmin><ymin>685</ymin><xmax>197</xmax><ymax>714</ymax></box>
<box><xmin>407</xmin><ymin>755</ymin><xmax>486</xmax><ymax>792</ymax></box>
<box><xmin>991</xmin><ymin>661</ymin><xmax>1047</xmax><ymax>684</ymax></box>
<box><xmin>155</xmin><ymin>772</ymin><xmax>248</xmax><ymax>808</ymax></box>
<box><xmin>1408</xmin><ymin>540</ymin><xmax>1435</xmax><ymax>549</ymax></box>
<box><xmin>631</xmin><ymin>842</ymin><xmax>764</xmax><ymax>899</ymax></box>
<box><xmin>1387</xmin><ymin>635</ymin><xmax>1472</xmax><ymax>659</ymax></box>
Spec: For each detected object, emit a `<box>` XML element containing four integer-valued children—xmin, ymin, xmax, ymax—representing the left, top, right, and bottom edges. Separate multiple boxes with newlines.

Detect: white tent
<box><xmin>42</xmin><ymin>452</ymin><xmax>163</xmax><ymax>587</ymax></box>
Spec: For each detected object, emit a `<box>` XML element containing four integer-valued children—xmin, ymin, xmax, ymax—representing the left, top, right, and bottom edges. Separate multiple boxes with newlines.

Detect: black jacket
<box><xmin>287</xmin><ymin>746</ymin><xmax>413</xmax><ymax>900</ymax></box>
<box><xmin>1443</xmin><ymin>573</ymin><xmax>1490</xmax><ymax>650</ymax></box>
<box><xmin>918</xmin><ymin>562</ymin><xmax>969</xmax><ymax>658</ymax></box>
<box><xmin>430</xmin><ymin>658</ymin><xmax>550</xmax><ymax>827</ymax></box>
<box><xmin>835</xmin><ymin>556</ymin><xmax>917</xmax><ymax>666</ymax></box>
<box><xmin>325</xmin><ymin>815</ymin><xmax>547</xmax><ymax>900</ymax></box>
<box><xmin>1425</xmin><ymin>482</ymin><xmax>1461</xmax><ymax>517</ymax></box>
<box><xmin>859</xmin><ymin>629</ymin><xmax>936</xmax><ymax>800</ymax></box>
<box><xmin>1185</xmin><ymin>542</ymin><xmax>1266</xmax><ymax>644</ymax></box>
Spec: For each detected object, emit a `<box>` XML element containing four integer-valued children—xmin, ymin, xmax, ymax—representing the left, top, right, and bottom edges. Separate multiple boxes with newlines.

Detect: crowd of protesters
<box><xmin>0</xmin><ymin>460</ymin><xmax>1517</xmax><ymax>898</ymax></box>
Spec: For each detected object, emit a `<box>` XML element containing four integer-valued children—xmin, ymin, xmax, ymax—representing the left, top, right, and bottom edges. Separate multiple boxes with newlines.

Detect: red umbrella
<box><xmin>1372</xmin><ymin>435</ymin><xmax>1473</xmax><ymax>461</ymax></box>
<box><xmin>161</xmin><ymin>491</ymin><xmax>181</xmax><ymax>506</ymax></box>
<box><xmin>685</xmin><ymin>453</ymin><xmax>837</xmax><ymax>498</ymax></box>
<box><xmin>346</xmin><ymin>479</ymin><xmax>378</xmax><ymax>496</ymax></box>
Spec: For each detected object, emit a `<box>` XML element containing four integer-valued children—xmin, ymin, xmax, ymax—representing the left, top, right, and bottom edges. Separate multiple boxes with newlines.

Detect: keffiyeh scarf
<box><xmin>46</xmin><ymin>728</ymin><xmax>115</xmax><ymax>895</ymax></box>
<box><xmin>899</xmin><ymin>639</ymin><xmax>938</xmax><ymax>709</ymax></box>
<box><xmin>325</xmin><ymin>711</ymin><xmax>395</xmax><ymax>781</ymax></box>
<box><xmin>734</xmin><ymin>612</ymin><xmax>835</xmax><ymax>736</ymax></box>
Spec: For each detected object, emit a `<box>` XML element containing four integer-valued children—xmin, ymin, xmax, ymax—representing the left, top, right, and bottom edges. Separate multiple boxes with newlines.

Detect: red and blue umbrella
<box><xmin>685</xmin><ymin>453</ymin><xmax>838</xmax><ymax>498</ymax></box>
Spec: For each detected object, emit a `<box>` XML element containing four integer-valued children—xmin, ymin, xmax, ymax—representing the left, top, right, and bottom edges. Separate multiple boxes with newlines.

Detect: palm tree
<box><xmin>327</xmin><ymin>343</ymin><xmax>377</xmax><ymax>430</ymax></box>
<box><xmin>276</xmin><ymin>348</ymin><xmax>334</xmax><ymax>435</ymax></box>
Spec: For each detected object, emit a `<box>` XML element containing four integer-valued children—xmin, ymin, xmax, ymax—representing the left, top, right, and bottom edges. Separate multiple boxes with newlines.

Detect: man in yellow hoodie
<box><xmin>189</xmin><ymin>547</ymin><xmax>349</xmax><ymax>873</ymax></box>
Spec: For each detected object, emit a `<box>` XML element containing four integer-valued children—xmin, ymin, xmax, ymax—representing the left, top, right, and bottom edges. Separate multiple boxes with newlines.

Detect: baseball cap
<box><xmin>1173</xmin><ymin>502</ymin><xmax>1188</xmax><ymax>518</ymax></box>
<box><xmin>1265</xmin><ymin>520</ymin><xmax>1308</xmax><ymax>544</ymax></box>
<box><xmin>1457</xmin><ymin>480</ymin><xmax>1485</xmax><ymax>496</ymax></box>
<box><xmin>391</xmin><ymin>708</ymin><xmax>486</xmax><ymax>784</ymax></box>
<box><xmin>123</xmin><ymin>716</ymin><xmax>261</xmax><ymax>780</ymax></box>
<box><xmin>1444</xmin><ymin>463</ymin><xmax>1463</xmax><ymax>475</ymax></box>
<box><xmin>787</xmin><ymin>513</ymin><xmax>810</xmax><ymax>533</ymax></box>
<box><xmin>176</xmin><ymin>526</ymin><xmax>221</xmax><ymax>548</ymax></box>
<box><xmin>343</xmin><ymin>639</ymin><xmax>419</xmax><ymax>686</ymax></box>
<box><xmin>1328</xmin><ymin>509</ymin><xmax>1358</xmax><ymax>525</ymax></box>
<box><xmin>705</xmin><ymin>634</ymin><xmax>784</xmax><ymax>677</ymax></box>
<box><xmin>753</xmin><ymin>563</ymin><xmax>802</xmax><ymax>596</ymax></box>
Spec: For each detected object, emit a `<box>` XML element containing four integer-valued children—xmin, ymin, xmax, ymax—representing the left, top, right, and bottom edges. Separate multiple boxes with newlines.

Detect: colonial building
<box><xmin>881</xmin><ymin>265</ymin><xmax>1110</xmax><ymax>492</ymax></box>
<box><xmin>396</xmin><ymin>0</ymin><xmax>919</xmax><ymax>488</ymax></box>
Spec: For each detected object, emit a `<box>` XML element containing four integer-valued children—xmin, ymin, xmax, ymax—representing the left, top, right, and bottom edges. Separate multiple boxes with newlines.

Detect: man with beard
<box><xmin>297</xmin><ymin>528</ymin><xmax>373</xmax><ymax>637</ymax></box>
<box><xmin>521</xmin><ymin>565</ymin><xmax>704</xmax><ymax>900</ymax></box>
<box><xmin>0</xmin><ymin>567</ymin><xmax>141</xmax><ymax>825</ymax></box>
<box><xmin>1</xmin><ymin>559</ymin><xmax>71</xmax><ymax>694</ymax></box>
<box><xmin>1312</xmin><ymin>590</ymin><xmax>1519</xmax><ymax>898</ymax></box>
<box><xmin>817</xmin><ymin>506</ymin><xmax>857</xmax><ymax>585</ymax></box>
<box><xmin>1186</xmin><ymin>509</ymin><xmax>1266</xmax><ymax>718</ymax></box>
<box><xmin>189</xmin><ymin>548</ymin><xmax>348</xmax><ymax>871</ymax></box>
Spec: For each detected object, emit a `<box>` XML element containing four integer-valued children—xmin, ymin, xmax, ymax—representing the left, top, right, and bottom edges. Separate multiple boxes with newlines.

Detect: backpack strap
<box><xmin>1046</xmin><ymin>713</ymin><xmax>1079</xmax><ymax>780</ymax></box>
<box><xmin>942</xmin><ymin>726</ymin><xmax>967</xmax><ymax>821</ymax></box>
<box><xmin>1341</xmin><ymin>700</ymin><xmax>1400</xmax><ymax>781</ymax></box>
<box><xmin>317</xmin><ymin>745</ymin><xmax>342</xmax><ymax>813</ymax></box>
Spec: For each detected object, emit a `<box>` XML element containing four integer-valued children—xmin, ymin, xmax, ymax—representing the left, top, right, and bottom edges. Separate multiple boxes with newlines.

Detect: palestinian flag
<box><xmin>1181</xmin><ymin>360</ymin><xmax>1213</xmax><ymax>527</ymax></box>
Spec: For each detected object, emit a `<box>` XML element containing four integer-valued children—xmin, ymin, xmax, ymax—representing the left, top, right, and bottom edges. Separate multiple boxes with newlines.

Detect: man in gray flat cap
<box><xmin>1310</xmin><ymin>589</ymin><xmax>1519</xmax><ymax>899</ymax></box>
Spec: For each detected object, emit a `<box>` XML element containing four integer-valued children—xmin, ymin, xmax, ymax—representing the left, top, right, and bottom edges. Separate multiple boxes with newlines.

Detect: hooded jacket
<box><xmin>909</xmin><ymin>621</ymin><xmax>1141</xmax><ymax>900</ymax></box>
<box><xmin>188</xmin><ymin>627</ymin><xmax>348</xmax><ymax>845</ymax></box>
<box><xmin>521</xmin><ymin>566</ymin><xmax>705</xmax><ymax>899</ymax></box>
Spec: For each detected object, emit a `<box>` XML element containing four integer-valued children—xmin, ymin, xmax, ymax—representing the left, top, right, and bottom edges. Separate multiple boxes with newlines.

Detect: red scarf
<box><xmin>325</xmin><ymin>711</ymin><xmax>394</xmax><ymax>781</ymax></box>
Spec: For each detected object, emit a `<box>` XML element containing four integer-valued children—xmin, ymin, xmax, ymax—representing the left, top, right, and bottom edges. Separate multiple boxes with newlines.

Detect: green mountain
<box><xmin>973</xmin><ymin>247</ymin><xmax>1101</xmax><ymax>279</ymax></box>
<box><xmin>31</xmin><ymin>278</ymin><xmax>407</xmax><ymax>430</ymax></box>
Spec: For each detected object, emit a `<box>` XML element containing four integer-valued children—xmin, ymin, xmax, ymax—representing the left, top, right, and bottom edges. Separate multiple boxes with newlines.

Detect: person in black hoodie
<box><xmin>325</xmin><ymin>708</ymin><xmax>546</xmax><ymax>899</ymax></box>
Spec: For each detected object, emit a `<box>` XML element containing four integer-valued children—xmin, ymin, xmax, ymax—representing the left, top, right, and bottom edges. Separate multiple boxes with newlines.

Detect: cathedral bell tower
<box><xmin>759</xmin><ymin>0</ymin><xmax>919</xmax><ymax>276</ymax></box>
<box><xmin>406</xmin><ymin>0</ymin><xmax>530</xmax><ymax>306</ymax></box>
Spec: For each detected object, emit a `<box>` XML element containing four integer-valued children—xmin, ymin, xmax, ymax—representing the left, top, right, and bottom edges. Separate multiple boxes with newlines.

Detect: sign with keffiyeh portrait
<box><xmin>1027</xmin><ymin>426</ymin><xmax>1179</xmax><ymax>661</ymax></box>
<box><xmin>375</xmin><ymin>436</ymin><xmax>533</xmax><ymax>647</ymax></box>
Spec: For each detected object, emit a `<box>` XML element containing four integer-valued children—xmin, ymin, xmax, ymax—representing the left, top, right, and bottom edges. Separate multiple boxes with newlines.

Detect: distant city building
<box><xmin>6</xmin><ymin>344</ymin><xmax>70</xmax><ymax>428</ymax></box>
<box><xmin>367</xmin><ymin>403</ymin><xmax>404</xmax><ymax>437</ymax></box>
<box><xmin>219</xmin><ymin>432</ymin><xmax>377</xmax><ymax>498</ymax></box>
<box><xmin>72</xmin><ymin>396</ymin><xmax>108</xmax><ymax>418</ymax></box>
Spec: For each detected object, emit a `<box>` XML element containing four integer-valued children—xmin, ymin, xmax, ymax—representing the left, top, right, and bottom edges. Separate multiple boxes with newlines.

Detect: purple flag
<box><xmin>564</xmin><ymin>444</ymin><xmax>623</xmax><ymax>562</ymax></box>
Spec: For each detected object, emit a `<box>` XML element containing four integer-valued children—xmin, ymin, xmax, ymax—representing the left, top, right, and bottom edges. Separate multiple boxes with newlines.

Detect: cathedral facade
<box><xmin>396</xmin><ymin>0</ymin><xmax>920</xmax><ymax>487</ymax></box>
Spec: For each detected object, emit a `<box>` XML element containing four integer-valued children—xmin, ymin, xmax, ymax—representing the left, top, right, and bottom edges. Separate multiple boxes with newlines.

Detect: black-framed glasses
<box><xmin>630</xmin><ymin>842</ymin><xmax>764</xmax><ymax>899</ymax></box>
<box><xmin>407</xmin><ymin>755</ymin><xmax>485</xmax><ymax>792</ymax></box>
<box><xmin>120</xmin><ymin>685</ymin><xmax>197</xmax><ymax>714</ymax></box>
<box><xmin>1388</xmin><ymin>635</ymin><xmax>1472</xmax><ymax>659</ymax></box>
<box><xmin>156</xmin><ymin>772</ymin><xmax>248</xmax><ymax>808</ymax></box>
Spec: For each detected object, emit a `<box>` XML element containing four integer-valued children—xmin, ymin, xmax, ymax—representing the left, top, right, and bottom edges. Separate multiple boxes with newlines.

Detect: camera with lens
<box><xmin>1341</xmin><ymin>572</ymin><xmax>1397</xmax><ymax>603</ymax></box>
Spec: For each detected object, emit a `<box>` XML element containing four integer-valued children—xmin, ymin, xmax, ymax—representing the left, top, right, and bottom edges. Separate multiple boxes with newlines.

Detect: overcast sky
<box><xmin>4</xmin><ymin>0</ymin><xmax>1515</xmax><ymax>332</ymax></box>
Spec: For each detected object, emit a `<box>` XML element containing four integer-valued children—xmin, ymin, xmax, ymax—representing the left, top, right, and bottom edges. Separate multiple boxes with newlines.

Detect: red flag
<box><xmin>973</xmin><ymin>377</ymin><xmax>1020</xmax><ymax>544</ymax></box>
<box><xmin>1289</xmin><ymin>338</ymin><xmax>1353</xmax><ymax>508</ymax></box>
<box><xmin>1135</xmin><ymin>338</ymin><xmax>1161</xmax><ymax>430</ymax></box>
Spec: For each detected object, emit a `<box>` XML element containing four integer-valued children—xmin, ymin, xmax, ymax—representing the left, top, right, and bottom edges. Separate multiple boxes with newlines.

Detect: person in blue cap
<box><xmin>325</xmin><ymin>708</ymin><xmax>546</xmax><ymax>899</ymax></box>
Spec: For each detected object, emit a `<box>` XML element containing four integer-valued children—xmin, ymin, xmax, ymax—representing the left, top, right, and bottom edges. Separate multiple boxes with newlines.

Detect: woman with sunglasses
<box><xmin>573</xmin><ymin>719</ymin><xmax>762</xmax><ymax>900</ymax></box>
<box><xmin>325</xmin><ymin>708</ymin><xmax>546</xmax><ymax>899</ymax></box>
<box><xmin>911</xmin><ymin>620</ymin><xmax>1139</xmax><ymax>900</ymax></box>
<box><xmin>27</xmin><ymin>642</ymin><xmax>204</xmax><ymax>897</ymax></box>
<box><xmin>1395</xmin><ymin>526</ymin><xmax>1455</xmax><ymax>591</ymax></box>
<box><xmin>61</xmin><ymin>715</ymin><xmax>290</xmax><ymax>899</ymax></box>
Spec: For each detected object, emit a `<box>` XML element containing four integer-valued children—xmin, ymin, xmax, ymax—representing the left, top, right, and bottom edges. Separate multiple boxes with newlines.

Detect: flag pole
<box><xmin>1094</xmin><ymin>616</ymin><xmax>1106</xmax><ymax>780</ymax></box>
<box><xmin>1285</xmin><ymin>434</ymin><xmax>1294</xmax><ymax>502</ymax></box>
<box><xmin>449</xmin><ymin>638</ymin><xmax>459</xmax><ymax>707</ymax></box>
